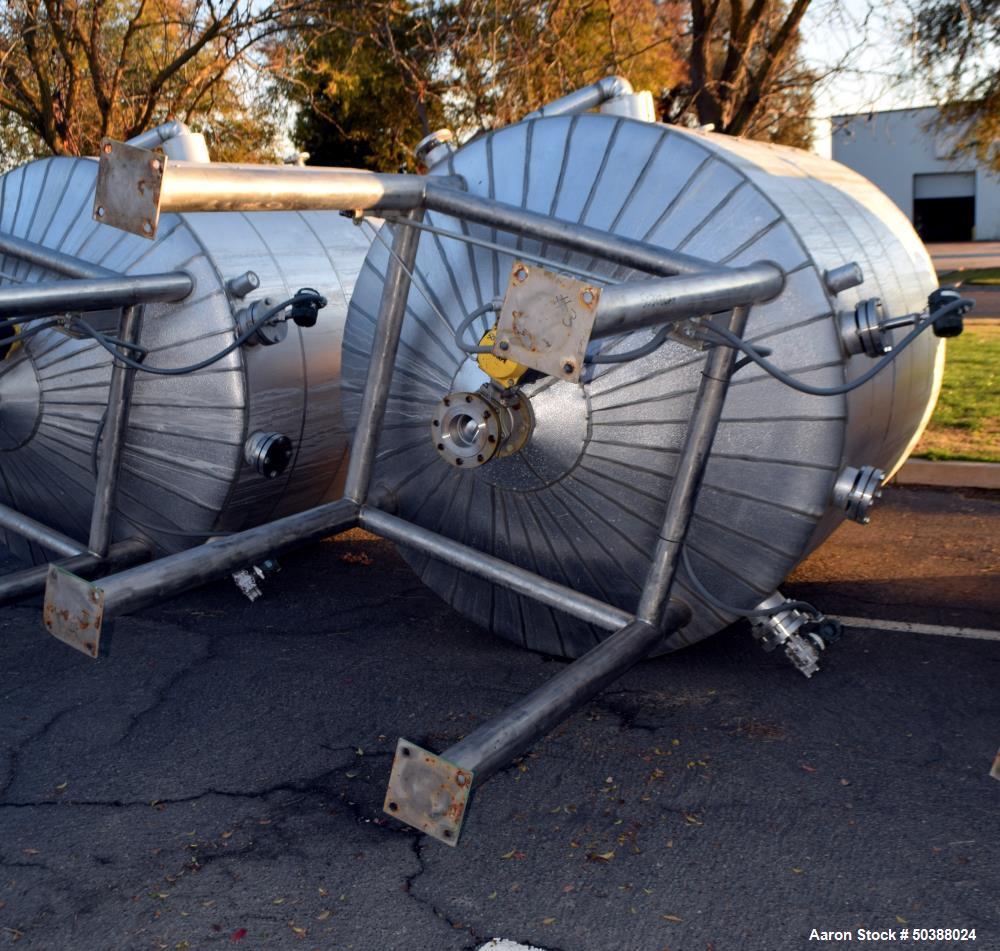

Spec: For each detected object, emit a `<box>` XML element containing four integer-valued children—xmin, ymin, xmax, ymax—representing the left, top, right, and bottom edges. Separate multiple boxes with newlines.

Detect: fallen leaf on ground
<box><xmin>587</xmin><ymin>850</ymin><xmax>615</xmax><ymax>862</ymax></box>
<box><xmin>501</xmin><ymin>849</ymin><xmax>526</xmax><ymax>860</ymax></box>
<box><xmin>230</xmin><ymin>929</ymin><xmax>247</xmax><ymax>942</ymax></box>
<box><xmin>800</xmin><ymin>763</ymin><xmax>817</xmax><ymax>773</ymax></box>
<box><xmin>542</xmin><ymin>917</ymin><xmax>556</xmax><ymax>925</ymax></box>
<box><xmin>661</xmin><ymin>914</ymin><xmax>682</xmax><ymax>922</ymax></box>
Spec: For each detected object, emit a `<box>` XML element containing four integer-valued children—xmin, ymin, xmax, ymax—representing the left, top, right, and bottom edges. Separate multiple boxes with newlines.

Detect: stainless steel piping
<box><xmin>0</xmin><ymin>539</ymin><xmax>149</xmax><ymax>607</ymax></box>
<box><xmin>636</xmin><ymin>306</ymin><xmax>751</xmax><ymax>624</ymax></box>
<box><xmin>0</xmin><ymin>231</ymin><xmax>116</xmax><ymax>280</ymax></box>
<box><xmin>523</xmin><ymin>76</ymin><xmax>635</xmax><ymax>119</ymax></box>
<box><xmin>88</xmin><ymin>305</ymin><xmax>143</xmax><ymax>557</ymax></box>
<box><xmin>444</xmin><ymin>608</ymin><xmax>689</xmax><ymax>784</ymax></box>
<box><xmin>0</xmin><ymin>502</ymin><xmax>86</xmax><ymax>557</ymax></box>
<box><xmin>156</xmin><ymin>161</ymin><xmax>437</xmax><ymax>214</ymax></box>
<box><xmin>43</xmin><ymin>498</ymin><xmax>360</xmax><ymax>650</ymax></box>
<box><xmin>592</xmin><ymin>265</ymin><xmax>783</xmax><ymax>338</ymax></box>
<box><xmin>0</xmin><ymin>273</ymin><xmax>193</xmax><ymax>318</ymax></box>
<box><xmin>360</xmin><ymin>507</ymin><xmax>634</xmax><ymax>631</ymax></box>
<box><xmin>343</xmin><ymin>210</ymin><xmax>424</xmax><ymax>503</ymax></box>
<box><xmin>422</xmin><ymin>183</ymin><xmax>718</xmax><ymax>276</ymax></box>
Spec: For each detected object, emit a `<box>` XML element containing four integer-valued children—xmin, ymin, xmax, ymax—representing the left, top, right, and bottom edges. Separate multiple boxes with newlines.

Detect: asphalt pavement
<box><xmin>0</xmin><ymin>485</ymin><xmax>997</xmax><ymax>951</ymax></box>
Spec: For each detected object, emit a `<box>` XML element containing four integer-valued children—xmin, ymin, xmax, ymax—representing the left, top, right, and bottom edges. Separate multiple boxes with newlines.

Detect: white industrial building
<box><xmin>832</xmin><ymin>105</ymin><xmax>1000</xmax><ymax>242</ymax></box>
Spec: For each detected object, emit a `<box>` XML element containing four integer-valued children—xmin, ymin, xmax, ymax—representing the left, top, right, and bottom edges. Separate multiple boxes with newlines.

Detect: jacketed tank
<box><xmin>0</xmin><ymin>155</ymin><xmax>372</xmax><ymax>565</ymax></box>
<box><xmin>342</xmin><ymin>112</ymin><xmax>942</xmax><ymax>658</ymax></box>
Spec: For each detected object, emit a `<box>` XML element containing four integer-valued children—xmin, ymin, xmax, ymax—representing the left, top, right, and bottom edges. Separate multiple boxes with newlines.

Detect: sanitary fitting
<box><xmin>840</xmin><ymin>298</ymin><xmax>889</xmax><ymax>357</ymax></box>
<box><xmin>236</xmin><ymin>297</ymin><xmax>287</xmax><ymax>346</ymax></box>
<box><xmin>823</xmin><ymin>262</ymin><xmax>864</xmax><ymax>296</ymax></box>
<box><xmin>431</xmin><ymin>387</ymin><xmax>534</xmax><ymax>469</ymax></box>
<box><xmin>226</xmin><ymin>270</ymin><xmax>260</xmax><ymax>299</ymax></box>
<box><xmin>750</xmin><ymin>593</ymin><xmax>841</xmax><ymax>678</ymax></box>
<box><xmin>414</xmin><ymin>130</ymin><xmax>456</xmax><ymax>169</ymax></box>
<box><xmin>232</xmin><ymin>558</ymin><xmax>281</xmax><ymax>602</ymax></box>
<box><xmin>245</xmin><ymin>431</ymin><xmax>294</xmax><ymax>479</ymax></box>
<box><xmin>832</xmin><ymin>465</ymin><xmax>884</xmax><ymax>524</ymax></box>
<box><xmin>599</xmin><ymin>90</ymin><xmax>657</xmax><ymax>122</ymax></box>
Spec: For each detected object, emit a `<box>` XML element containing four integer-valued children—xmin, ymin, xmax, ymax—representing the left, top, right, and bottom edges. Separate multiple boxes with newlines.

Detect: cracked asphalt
<box><xmin>0</xmin><ymin>485</ymin><xmax>998</xmax><ymax>951</ymax></box>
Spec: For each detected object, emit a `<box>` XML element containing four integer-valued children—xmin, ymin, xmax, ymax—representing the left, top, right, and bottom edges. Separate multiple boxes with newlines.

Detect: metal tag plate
<box><xmin>93</xmin><ymin>139</ymin><xmax>165</xmax><ymax>239</ymax></box>
<box><xmin>493</xmin><ymin>262</ymin><xmax>599</xmax><ymax>382</ymax></box>
<box><xmin>384</xmin><ymin>739</ymin><xmax>472</xmax><ymax>846</ymax></box>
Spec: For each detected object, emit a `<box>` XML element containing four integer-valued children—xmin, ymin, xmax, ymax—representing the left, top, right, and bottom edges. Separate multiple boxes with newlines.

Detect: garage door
<box><xmin>913</xmin><ymin>172</ymin><xmax>976</xmax><ymax>241</ymax></box>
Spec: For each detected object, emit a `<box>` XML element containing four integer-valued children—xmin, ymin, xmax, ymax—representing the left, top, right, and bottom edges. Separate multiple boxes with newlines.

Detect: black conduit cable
<box><xmin>698</xmin><ymin>297</ymin><xmax>973</xmax><ymax>397</ymax></box>
<box><xmin>74</xmin><ymin>291</ymin><xmax>326</xmax><ymax>377</ymax></box>
<box><xmin>454</xmin><ymin>300</ymin><xmax>503</xmax><ymax>355</ymax></box>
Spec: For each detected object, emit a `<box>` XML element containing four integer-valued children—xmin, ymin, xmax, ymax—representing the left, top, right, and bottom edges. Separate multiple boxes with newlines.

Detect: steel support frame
<box><xmin>0</xmin><ymin>233</ymin><xmax>191</xmax><ymax>597</ymax></box>
<box><xmin>28</xmin><ymin>191</ymin><xmax>762</xmax><ymax>845</ymax></box>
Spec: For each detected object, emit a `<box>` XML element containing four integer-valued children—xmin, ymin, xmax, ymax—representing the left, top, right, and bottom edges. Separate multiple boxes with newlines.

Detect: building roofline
<box><xmin>831</xmin><ymin>104</ymin><xmax>941</xmax><ymax>120</ymax></box>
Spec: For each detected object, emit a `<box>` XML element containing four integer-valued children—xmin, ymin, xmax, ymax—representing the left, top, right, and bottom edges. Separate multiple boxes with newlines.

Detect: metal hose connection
<box><xmin>430</xmin><ymin>387</ymin><xmax>534</xmax><ymax>469</ymax></box>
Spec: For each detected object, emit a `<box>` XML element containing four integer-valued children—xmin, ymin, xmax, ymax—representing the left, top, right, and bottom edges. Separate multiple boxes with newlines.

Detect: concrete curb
<box><xmin>895</xmin><ymin>459</ymin><xmax>1000</xmax><ymax>490</ymax></box>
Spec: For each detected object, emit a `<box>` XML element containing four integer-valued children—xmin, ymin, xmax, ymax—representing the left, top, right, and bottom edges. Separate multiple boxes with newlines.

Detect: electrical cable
<box><xmin>587</xmin><ymin>325</ymin><xmax>672</xmax><ymax>364</ymax></box>
<box><xmin>2</xmin><ymin>318</ymin><xmax>59</xmax><ymax>344</ymax></box>
<box><xmin>698</xmin><ymin>297</ymin><xmax>972</xmax><ymax>397</ymax></box>
<box><xmin>454</xmin><ymin>300</ymin><xmax>503</xmax><ymax>354</ymax></box>
<box><xmin>72</xmin><ymin>291</ymin><xmax>321</xmax><ymax>377</ymax></box>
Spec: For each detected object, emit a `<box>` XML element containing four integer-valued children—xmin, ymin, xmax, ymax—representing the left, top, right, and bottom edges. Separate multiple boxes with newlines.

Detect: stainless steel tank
<box><xmin>0</xmin><ymin>155</ymin><xmax>371</xmax><ymax>563</ymax></box>
<box><xmin>343</xmin><ymin>113</ymin><xmax>941</xmax><ymax>658</ymax></box>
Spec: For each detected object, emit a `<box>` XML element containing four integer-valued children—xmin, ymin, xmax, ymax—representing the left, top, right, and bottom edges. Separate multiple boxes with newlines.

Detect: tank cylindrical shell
<box><xmin>343</xmin><ymin>114</ymin><xmax>939</xmax><ymax>658</ymax></box>
<box><xmin>0</xmin><ymin>156</ymin><xmax>371</xmax><ymax>563</ymax></box>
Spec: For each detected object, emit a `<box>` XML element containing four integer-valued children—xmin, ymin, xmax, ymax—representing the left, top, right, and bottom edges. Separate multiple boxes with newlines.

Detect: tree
<box><xmin>283</xmin><ymin>0</ymin><xmax>689</xmax><ymax>170</ymax></box>
<box><xmin>0</xmin><ymin>0</ymin><xmax>310</xmax><ymax>168</ymax></box>
<box><xmin>910</xmin><ymin>0</ymin><xmax>999</xmax><ymax>169</ymax></box>
<box><xmin>658</xmin><ymin>0</ymin><xmax>818</xmax><ymax>148</ymax></box>
<box><xmin>441</xmin><ymin>0</ymin><xmax>688</xmax><ymax>132</ymax></box>
<box><xmin>280</xmin><ymin>1</ymin><xmax>446</xmax><ymax>170</ymax></box>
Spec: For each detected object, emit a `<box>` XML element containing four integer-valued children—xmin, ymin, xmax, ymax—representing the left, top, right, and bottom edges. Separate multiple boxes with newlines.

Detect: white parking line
<box><xmin>478</xmin><ymin>941</ymin><xmax>548</xmax><ymax>951</ymax></box>
<box><xmin>833</xmin><ymin>616</ymin><xmax>1000</xmax><ymax>642</ymax></box>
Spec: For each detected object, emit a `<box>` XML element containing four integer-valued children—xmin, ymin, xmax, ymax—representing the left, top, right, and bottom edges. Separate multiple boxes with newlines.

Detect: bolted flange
<box><xmin>235</xmin><ymin>297</ymin><xmax>287</xmax><ymax>347</ymax></box>
<box><xmin>245</xmin><ymin>431</ymin><xmax>294</xmax><ymax>479</ymax></box>
<box><xmin>839</xmin><ymin>298</ymin><xmax>889</xmax><ymax>358</ymax></box>
<box><xmin>431</xmin><ymin>387</ymin><xmax>535</xmax><ymax>468</ymax></box>
<box><xmin>413</xmin><ymin>129</ymin><xmax>456</xmax><ymax>169</ymax></box>
<box><xmin>832</xmin><ymin>465</ymin><xmax>884</xmax><ymax>524</ymax></box>
<box><xmin>431</xmin><ymin>391</ymin><xmax>502</xmax><ymax>469</ymax></box>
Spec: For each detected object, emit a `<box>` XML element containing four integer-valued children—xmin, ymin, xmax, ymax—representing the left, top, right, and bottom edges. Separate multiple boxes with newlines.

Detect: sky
<box><xmin>800</xmin><ymin>0</ymin><xmax>933</xmax><ymax>156</ymax></box>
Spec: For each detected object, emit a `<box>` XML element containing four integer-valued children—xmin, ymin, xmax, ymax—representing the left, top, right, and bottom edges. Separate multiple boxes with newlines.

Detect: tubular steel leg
<box><xmin>384</xmin><ymin>308</ymin><xmax>749</xmax><ymax>846</ymax></box>
<box><xmin>0</xmin><ymin>502</ymin><xmax>85</xmax><ymax>558</ymax></box>
<box><xmin>342</xmin><ymin>210</ymin><xmax>423</xmax><ymax>504</ymax></box>
<box><xmin>88</xmin><ymin>305</ymin><xmax>143</xmax><ymax>556</ymax></box>
<box><xmin>44</xmin><ymin>498</ymin><xmax>359</xmax><ymax>656</ymax></box>
<box><xmin>637</xmin><ymin>305</ymin><xmax>750</xmax><ymax>625</ymax></box>
<box><xmin>0</xmin><ymin>539</ymin><xmax>149</xmax><ymax>608</ymax></box>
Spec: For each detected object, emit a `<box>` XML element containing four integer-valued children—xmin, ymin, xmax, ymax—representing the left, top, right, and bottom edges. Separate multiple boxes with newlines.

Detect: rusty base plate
<box><xmin>43</xmin><ymin>566</ymin><xmax>105</xmax><ymax>658</ymax></box>
<box><xmin>383</xmin><ymin>739</ymin><xmax>473</xmax><ymax>846</ymax></box>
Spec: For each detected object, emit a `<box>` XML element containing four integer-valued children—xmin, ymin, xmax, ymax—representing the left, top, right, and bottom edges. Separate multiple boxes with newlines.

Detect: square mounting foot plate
<box><xmin>93</xmin><ymin>139</ymin><xmax>165</xmax><ymax>239</ymax></box>
<box><xmin>43</xmin><ymin>566</ymin><xmax>104</xmax><ymax>658</ymax></box>
<box><xmin>493</xmin><ymin>261</ymin><xmax>599</xmax><ymax>382</ymax></box>
<box><xmin>383</xmin><ymin>739</ymin><xmax>473</xmax><ymax>846</ymax></box>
